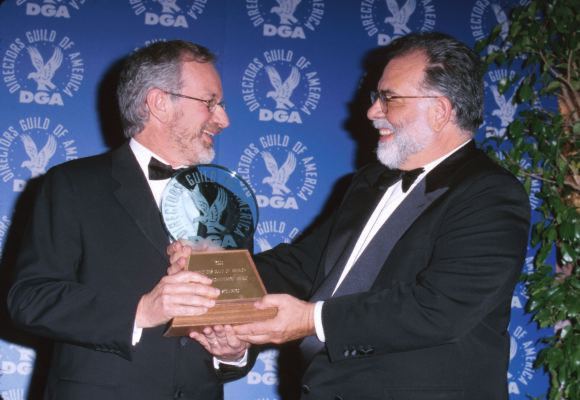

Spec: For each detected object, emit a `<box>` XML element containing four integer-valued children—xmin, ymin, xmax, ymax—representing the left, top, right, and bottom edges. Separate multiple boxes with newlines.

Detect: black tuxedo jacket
<box><xmin>255</xmin><ymin>142</ymin><xmax>530</xmax><ymax>400</ymax></box>
<box><xmin>8</xmin><ymin>143</ymin><xmax>246</xmax><ymax>400</ymax></box>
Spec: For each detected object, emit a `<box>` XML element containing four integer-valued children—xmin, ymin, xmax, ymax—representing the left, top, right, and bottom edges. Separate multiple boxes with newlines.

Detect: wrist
<box><xmin>135</xmin><ymin>296</ymin><xmax>149</xmax><ymax>329</ymax></box>
<box><xmin>306</xmin><ymin>302</ymin><xmax>316</xmax><ymax>336</ymax></box>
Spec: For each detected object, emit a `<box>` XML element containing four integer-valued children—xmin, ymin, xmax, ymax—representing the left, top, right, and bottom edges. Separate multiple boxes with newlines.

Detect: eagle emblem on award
<box><xmin>160</xmin><ymin>164</ymin><xmax>276</xmax><ymax>336</ymax></box>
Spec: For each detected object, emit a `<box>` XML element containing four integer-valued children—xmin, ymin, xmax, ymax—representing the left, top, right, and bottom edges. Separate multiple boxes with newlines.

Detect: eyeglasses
<box><xmin>165</xmin><ymin>91</ymin><xmax>226</xmax><ymax>113</ymax></box>
<box><xmin>370</xmin><ymin>90</ymin><xmax>440</xmax><ymax>113</ymax></box>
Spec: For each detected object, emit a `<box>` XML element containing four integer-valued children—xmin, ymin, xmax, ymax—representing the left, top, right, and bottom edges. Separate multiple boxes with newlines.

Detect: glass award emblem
<box><xmin>160</xmin><ymin>165</ymin><xmax>276</xmax><ymax>336</ymax></box>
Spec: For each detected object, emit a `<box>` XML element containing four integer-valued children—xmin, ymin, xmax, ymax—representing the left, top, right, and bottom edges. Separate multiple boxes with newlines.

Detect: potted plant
<box><xmin>477</xmin><ymin>1</ymin><xmax>578</xmax><ymax>398</ymax></box>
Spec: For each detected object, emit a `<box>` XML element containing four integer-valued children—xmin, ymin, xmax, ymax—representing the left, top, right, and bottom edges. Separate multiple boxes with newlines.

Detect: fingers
<box><xmin>165</xmin><ymin>269</ymin><xmax>215</xmax><ymax>286</ymax></box>
<box><xmin>233</xmin><ymin>321</ymin><xmax>271</xmax><ymax>342</ymax></box>
<box><xmin>135</xmin><ymin>271</ymin><xmax>221</xmax><ymax>328</ymax></box>
<box><xmin>190</xmin><ymin>325</ymin><xmax>249</xmax><ymax>360</ymax></box>
<box><xmin>168</xmin><ymin>240</ymin><xmax>193</xmax><ymax>272</ymax></box>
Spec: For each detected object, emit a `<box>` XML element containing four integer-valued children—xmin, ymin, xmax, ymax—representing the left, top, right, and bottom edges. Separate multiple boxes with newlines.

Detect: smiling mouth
<box><xmin>379</xmin><ymin>128</ymin><xmax>394</xmax><ymax>137</ymax></box>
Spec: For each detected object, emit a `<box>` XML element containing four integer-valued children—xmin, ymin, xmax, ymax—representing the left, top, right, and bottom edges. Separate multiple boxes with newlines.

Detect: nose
<box><xmin>367</xmin><ymin>98</ymin><xmax>384</xmax><ymax>121</ymax></box>
<box><xmin>213</xmin><ymin>105</ymin><xmax>230</xmax><ymax>129</ymax></box>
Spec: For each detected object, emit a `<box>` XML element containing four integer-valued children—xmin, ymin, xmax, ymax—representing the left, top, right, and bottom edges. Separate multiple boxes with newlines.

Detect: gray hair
<box><xmin>383</xmin><ymin>32</ymin><xmax>484</xmax><ymax>134</ymax></box>
<box><xmin>117</xmin><ymin>40</ymin><xmax>215</xmax><ymax>138</ymax></box>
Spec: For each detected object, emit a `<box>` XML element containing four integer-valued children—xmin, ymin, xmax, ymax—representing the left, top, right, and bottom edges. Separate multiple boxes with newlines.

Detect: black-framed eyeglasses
<box><xmin>370</xmin><ymin>90</ymin><xmax>440</xmax><ymax>113</ymax></box>
<box><xmin>165</xmin><ymin>91</ymin><xmax>226</xmax><ymax>113</ymax></box>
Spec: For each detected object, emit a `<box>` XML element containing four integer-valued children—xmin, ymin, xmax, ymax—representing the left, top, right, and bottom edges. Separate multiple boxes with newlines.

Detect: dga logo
<box><xmin>2</xmin><ymin>29</ymin><xmax>84</xmax><ymax>106</ymax></box>
<box><xmin>247</xmin><ymin>349</ymin><xmax>278</xmax><ymax>385</ymax></box>
<box><xmin>508</xmin><ymin>325</ymin><xmax>539</xmax><ymax>395</ymax></box>
<box><xmin>471</xmin><ymin>0</ymin><xmax>530</xmax><ymax>55</ymax></box>
<box><xmin>16</xmin><ymin>0</ymin><xmax>86</xmax><ymax>18</ymax></box>
<box><xmin>0</xmin><ymin>117</ymin><xmax>79</xmax><ymax>192</ymax></box>
<box><xmin>237</xmin><ymin>134</ymin><xmax>318</xmax><ymax>210</ymax></box>
<box><xmin>255</xmin><ymin>220</ymin><xmax>300</xmax><ymax>252</ymax></box>
<box><xmin>246</xmin><ymin>0</ymin><xmax>325</xmax><ymax>39</ymax></box>
<box><xmin>242</xmin><ymin>50</ymin><xmax>321</xmax><ymax>124</ymax></box>
<box><xmin>484</xmin><ymin>68</ymin><xmax>521</xmax><ymax>138</ymax></box>
<box><xmin>0</xmin><ymin>343</ymin><xmax>34</xmax><ymax>377</ymax></box>
<box><xmin>129</xmin><ymin>0</ymin><xmax>208</xmax><ymax>28</ymax></box>
<box><xmin>360</xmin><ymin>0</ymin><xmax>437</xmax><ymax>45</ymax></box>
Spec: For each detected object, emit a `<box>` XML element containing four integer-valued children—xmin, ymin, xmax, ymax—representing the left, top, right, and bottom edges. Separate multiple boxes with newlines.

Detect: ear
<box><xmin>146</xmin><ymin>88</ymin><xmax>173</xmax><ymax>124</ymax></box>
<box><xmin>428</xmin><ymin>96</ymin><xmax>453</xmax><ymax>132</ymax></box>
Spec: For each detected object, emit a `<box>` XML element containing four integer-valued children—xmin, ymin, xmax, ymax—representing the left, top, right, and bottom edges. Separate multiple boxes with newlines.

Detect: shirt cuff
<box><xmin>132</xmin><ymin>322</ymin><xmax>143</xmax><ymax>346</ymax></box>
<box><xmin>314</xmin><ymin>301</ymin><xmax>326</xmax><ymax>342</ymax></box>
<box><xmin>213</xmin><ymin>349</ymin><xmax>249</xmax><ymax>369</ymax></box>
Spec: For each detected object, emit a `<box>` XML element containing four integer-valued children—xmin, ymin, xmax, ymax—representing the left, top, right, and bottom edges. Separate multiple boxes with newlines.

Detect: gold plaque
<box><xmin>164</xmin><ymin>249</ymin><xmax>277</xmax><ymax>336</ymax></box>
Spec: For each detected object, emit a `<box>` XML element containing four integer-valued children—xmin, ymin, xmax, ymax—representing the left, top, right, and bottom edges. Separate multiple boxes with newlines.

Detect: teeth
<box><xmin>379</xmin><ymin>128</ymin><xmax>393</xmax><ymax>136</ymax></box>
<box><xmin>203</xmin><ymin>130</ymin><xmax>215</xmax><ymax>137</ymax></box>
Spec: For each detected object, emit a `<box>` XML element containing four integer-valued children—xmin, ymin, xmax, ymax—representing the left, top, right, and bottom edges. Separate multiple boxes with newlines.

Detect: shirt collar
<box><xmin>420</xmin><ymin>139</ymin><xmax>472</xmax><ymax>175</ymax></box>
<box><xmin>129</xmin><ymin>138</ymin><xmax>173</xmax><ymax>179</ymax></box>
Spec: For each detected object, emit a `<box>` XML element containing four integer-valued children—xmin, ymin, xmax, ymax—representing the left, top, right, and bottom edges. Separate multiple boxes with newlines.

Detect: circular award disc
<box><xmin>160</xmin><ymin>164</ymin><xmax>258</xmax><ymax>249</ymax></box>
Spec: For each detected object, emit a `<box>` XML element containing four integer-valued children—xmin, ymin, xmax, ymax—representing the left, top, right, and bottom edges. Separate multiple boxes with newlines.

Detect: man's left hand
<box><xmin>190</xmin><ymin>325</ymin><xmax>249</xmax><ymax>362</ymax></box>
<box><xmin>234</xmin><ymin>294</ymin><xmax>315</xmax><ymax>345</ymax></box>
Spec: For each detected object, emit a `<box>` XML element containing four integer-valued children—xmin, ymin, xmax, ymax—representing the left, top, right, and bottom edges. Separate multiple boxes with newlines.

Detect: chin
<box><xmin>377</xmin><ymin>144</ymin><xmax>402</xmax><ymax>169</ymax></box>
<box><xmin>196</xmin><ymin>148</ymin><xmax>215</xmax><ymax>165</ymax></box>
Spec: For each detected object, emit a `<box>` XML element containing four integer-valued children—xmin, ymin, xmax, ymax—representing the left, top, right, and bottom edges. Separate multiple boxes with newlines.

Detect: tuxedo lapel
<box><xmin>334</xmin><ymin>179</ymin><xmax>447</xmax><ymax>297</ymax></box>
<box><xmin>111</xmin><ymin>144</ymin><xmax>169</xmax><ymax>258</ymax></box>
<box><xmin>321</xmin><ymin>165</ymin><xmax>386</xmax><ymax>277</ymax></box>
<box><xmin>318</xmin><ymin>141</ymin><xmax>478</xmax><ymax>298</ymax></box>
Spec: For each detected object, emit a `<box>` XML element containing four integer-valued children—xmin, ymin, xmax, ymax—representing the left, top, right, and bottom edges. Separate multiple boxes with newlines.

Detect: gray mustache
<box><xmin>373</xmin><ymin>119</ymin><xmax>395</xmax><ymax>131</ymax></box>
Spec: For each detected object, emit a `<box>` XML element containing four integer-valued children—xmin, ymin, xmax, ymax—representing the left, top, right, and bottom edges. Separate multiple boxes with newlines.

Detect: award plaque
<box><xmin>160</xmin><ymin>165</ymin><xmax>277</xmax><ymax>336</ymax></box>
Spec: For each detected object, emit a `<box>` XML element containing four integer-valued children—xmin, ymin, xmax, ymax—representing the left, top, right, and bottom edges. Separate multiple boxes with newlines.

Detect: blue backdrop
<box><xmin>0</xmin><ymin>0</ymin><xmax>550</xmax><ymax>398</ymax></box>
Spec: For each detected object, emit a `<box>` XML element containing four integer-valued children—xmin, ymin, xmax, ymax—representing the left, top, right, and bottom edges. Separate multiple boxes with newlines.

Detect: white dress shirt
<box><xmin>314</xmin><ymin>140</ymin><xmax>471</xmax><ymax>342</ymax></box>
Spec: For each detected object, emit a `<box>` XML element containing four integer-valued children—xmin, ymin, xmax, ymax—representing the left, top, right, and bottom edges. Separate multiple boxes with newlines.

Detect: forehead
<box><xmin>378</xmin><ymin>51</ymin><xmax>427</xmax><ymax>92</ymax></box>
<box><xmin>180</xmin><ymin>61</ymin><xmax>222</xmax><ymax>94</ymax></box>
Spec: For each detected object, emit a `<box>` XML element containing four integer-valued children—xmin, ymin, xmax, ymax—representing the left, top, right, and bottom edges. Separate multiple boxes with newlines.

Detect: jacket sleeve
<box><xmin>7</xmin><ymin>167</ymin><xmax>139</xmax><ymax>360</ymax></box>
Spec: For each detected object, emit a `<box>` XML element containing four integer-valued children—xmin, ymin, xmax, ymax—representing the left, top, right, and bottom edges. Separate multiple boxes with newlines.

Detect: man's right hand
<box><xmin>167</xmin><ymin>240</ymin><xmax>194</xmax><ymax>275</ymax></box>
<box><xmin>135</xmin><ymin>270</ymin><xmax>220</xmax><ymax>329</ymax></box>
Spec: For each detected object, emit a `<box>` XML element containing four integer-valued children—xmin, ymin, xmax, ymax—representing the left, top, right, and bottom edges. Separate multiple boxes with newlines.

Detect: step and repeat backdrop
<box><xmin>0</xmin><ymin>0</ymin><xmax>551</xmax><ymax>399</ymax></box>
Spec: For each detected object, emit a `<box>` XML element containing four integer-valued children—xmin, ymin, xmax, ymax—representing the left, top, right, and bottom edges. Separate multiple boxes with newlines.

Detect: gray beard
<box><xmin>374</xmin><ymin>119</ymin><xmax>429</xmax><ymax>169</ymax></box>
<box><xmin>196</xmin><ymin>147</ymin><xmax>215</xmax><ymax>165</ymax></box>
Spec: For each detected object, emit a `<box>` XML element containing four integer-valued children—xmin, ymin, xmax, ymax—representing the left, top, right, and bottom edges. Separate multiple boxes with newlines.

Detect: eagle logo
<box><xmin>490</xmin><ymin>78</ymin><xmax>522</xmax><ymax>128</ymax></box>
<box><xmin>265</xmin><ymin>65</ymin><xmax>301</xmax><ymax>110</ymax></box>
<box><xmin>261</xmin><ymin>151</ymin><xmax>296</xmax><ymax>195</ymax></box>
<box><xmin>20</xmin><ymin>134</ymin><xmax>57</xmax><ymax>178</ymax></box>
<box><xmin>188</xmin><ymin>186</ymin><xmax>227</xmax><ymax>234</ymax></box>
<box><xmin>384</xmin><ymin>0</ymin><xmax>416</xmax><ymax>35</ymax></box>
<box><xmin>155</xmin><ymin>0</ymin><xmax>181</xmax><ymax>14</ymax></box>
<box><xmin>27</xmin><ymin>46</ymin><xmax>63</xmax><ymax>92</ymax></box>
<box><xmin>270</xmin><ymin>0</ymin><xmax>301</xmax><ymax>25</ymax></box>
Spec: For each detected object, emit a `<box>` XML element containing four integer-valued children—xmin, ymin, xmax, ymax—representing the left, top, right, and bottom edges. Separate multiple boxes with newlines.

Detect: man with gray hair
<box><xmin>8</xmin><ymin>40</ymin><xmax>248</xmax><ymax>400</ymax></box>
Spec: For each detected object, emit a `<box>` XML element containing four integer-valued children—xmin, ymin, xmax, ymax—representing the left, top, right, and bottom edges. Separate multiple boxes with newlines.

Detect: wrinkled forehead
<box><xmin>180</xmin><ymin>61</ymin><xmax>223</xmax><ymax>96</ymax></box>
<box><xmin>377</xmin><ymin>51</ymin><xmax>427</xmax><ymax>93</ymax></box>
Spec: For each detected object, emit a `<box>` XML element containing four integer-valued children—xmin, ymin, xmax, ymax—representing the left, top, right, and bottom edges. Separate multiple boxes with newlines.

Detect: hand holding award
<box><xmin>161</xmin><ymin>165</ymin><xmax>276</xmax><ymax>336</ymax></box>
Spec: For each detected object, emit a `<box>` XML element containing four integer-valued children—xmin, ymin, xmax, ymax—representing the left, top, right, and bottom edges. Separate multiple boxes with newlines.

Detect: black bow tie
<box><xmin>148</xmin><ymin>157</ymin><xmax>185</xmax><ymax>180</ymax></box>
<box><xmin>374</xmin><ymin>167</ymin><xmax>425</xmax><ymax>193</ymax></box>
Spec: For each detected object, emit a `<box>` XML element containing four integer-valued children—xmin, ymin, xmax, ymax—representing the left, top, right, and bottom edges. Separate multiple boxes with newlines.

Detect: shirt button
<box><xmin>173</xmin><ymin>388</ymin><xmax>183</xmax><ymax>398</ymax></box>
<box><xmin>179</xmin><ymin>337</ymin><xmax>188</xmax><ymax>347</ymax></box>
<box><xmin>301</xmin><ymin>384</ymin><xmax>311</xmax><ymax>394</ymax></box>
